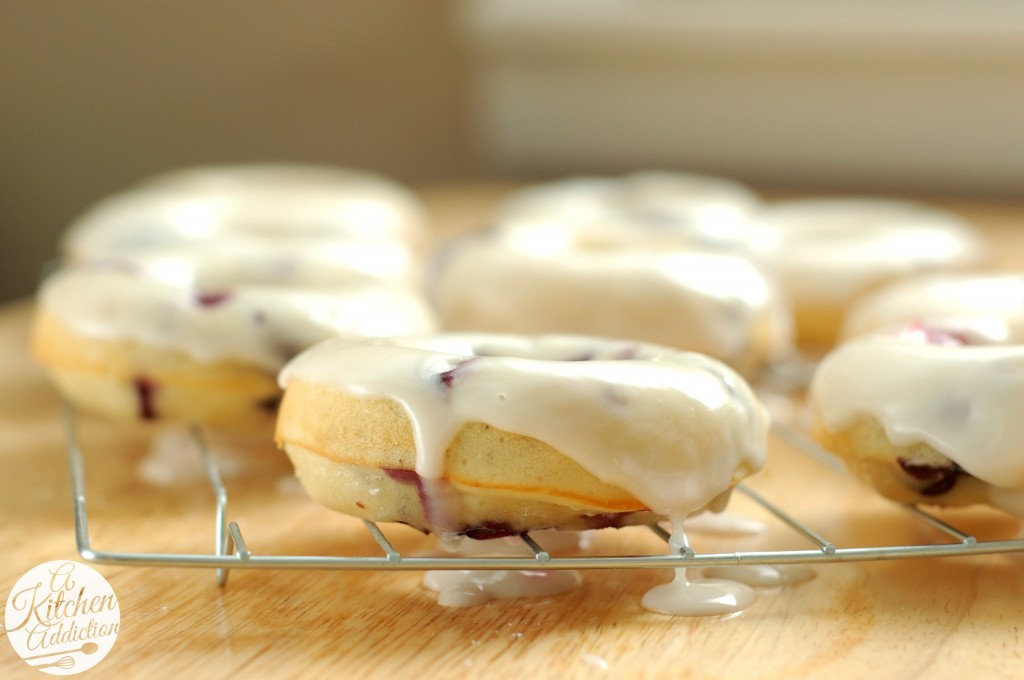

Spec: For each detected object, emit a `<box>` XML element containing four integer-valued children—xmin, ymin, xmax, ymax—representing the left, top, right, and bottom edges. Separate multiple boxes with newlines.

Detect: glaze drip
<box><xmin>641</xmin><ymin>526</ymin><xmax>757</xmax><ymax>616</ymax></box>
<box><xmin>280</xmin><ymin>333</ymin><xmax>770</xmax><ymax>616</ymax></box>
<box><xmin>424</xmin><ymin>569</ymin><xmax>582</xmax><ymax>608</ymax></box>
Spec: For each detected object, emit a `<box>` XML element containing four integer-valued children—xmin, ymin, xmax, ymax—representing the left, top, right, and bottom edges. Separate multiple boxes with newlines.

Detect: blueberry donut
<box><xmin>841</xmin><ymin>272</ymin><xmax>1024</xmax><ymax>344</ymax></box>
<box><xmin>34</xmin><ymin>164</ymin><xmax>437</xmax><ymax>427</ymax></box>
<box><xmin>33</xmin><ymin>265</ymin><xmax>436</xmax><ymax>427</ymax></box>
<box><xmin>810</xmin><ymin>327</ymin><xmax>1024</xmax><ymax>515</ymax></box>
<box><xmin>749</xmin><ymin>198</ymin><xmax>988</xmax><ymax>346</ymax></box>
<box><xmin>63</xmin><ymin>163</ymin><xmax>427</xmax><ymax>287</ymax></box>
<box><xmin>275</xmin><ymin>333</ymin><xmax>769</xmax><ymax>538</ymax></box>
<box><xmin>432</xmin><ymin>173</ymin><xmax>790</xmax><ymax>374</ymax></box>
<box><xmin>495</xmin><ymin>171</ymin><xmax>761</xmax><ymax>247</ymax></box>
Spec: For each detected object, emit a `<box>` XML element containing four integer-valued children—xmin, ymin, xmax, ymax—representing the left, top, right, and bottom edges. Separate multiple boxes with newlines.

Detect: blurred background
<box><xmin>1</xmin><ymin>0</ymin><xmax>1022</xmax><ymax>302</ymax></box>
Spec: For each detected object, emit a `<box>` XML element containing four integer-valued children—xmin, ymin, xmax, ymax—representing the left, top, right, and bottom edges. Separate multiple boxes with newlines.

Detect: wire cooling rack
<box><xmin>65</xmin><ymin>403</ymin><xmax>1024</xmax><ymax>587</ymax></box>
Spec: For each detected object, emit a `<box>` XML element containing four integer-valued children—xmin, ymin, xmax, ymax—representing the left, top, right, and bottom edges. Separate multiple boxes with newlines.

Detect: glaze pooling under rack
<box><xmin>64</xmin><ymin>403</ymin><xmax>1024</xmax><ymax>587</ymax></box>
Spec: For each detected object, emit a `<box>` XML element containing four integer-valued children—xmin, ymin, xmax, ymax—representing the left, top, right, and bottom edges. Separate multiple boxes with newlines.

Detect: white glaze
<box><xmin>41</xmin><ymin>265</ymin><xmax>437</xmax><ymax>370</ymax></box>
<box><xmin>280</xmin><ymin>333</ymin><xmax>770</xmax><ymax>616</ymax></box>
<box><xmin>423</xmin><ymin>569</ymin><xmax>582</xmax><ymax>608</ymax></box>
<box><xmin>842</xmin><ymin>273</ymin><xmax>1024</xmax><ymax>343</ymax></box>
<box><xmin>419</xmin><ymin>530</ymin><xmax>591</xmax><ymax>557</ymax></box>
<box><xmin>640</xmin><ymin>525</ymin><xmax>758</xmax><ymax>616</ymax></box>
<box><xmin>642</xmin><ymin>568</ymin><xmax>756</xmax><ymax>617</ymax></box>
<box><xmin>749</xmin><ymin>198</ymin><xmax>987</xmax><ymax>306</ymax></box>
<box><xmin>138</xmin><ymin>426</ymin><xmax>250</xmax><ymax>487</ymax></box>
<box><xmin>136</xmin><ymin>426</ymin><xmax>211</xmax><ymax>487</ymax></box>
<box><xmin>96</xmin><ymin>239</ymin><xmax>420</xmax><ymax>289</ymax></box>
<box><xmin>496</xmin><ymin>171</ymin><xmax>761</xmax><ymax>247</ymax></box>
<box><xmin>433</xmin><ymin>233</ymin><xmax>792</xmax><ymax>371</ymax></box>
<box><xmin>65</xmin><ymin>164</ymin><xmax>426</xmax><ymax>266</ymax></box>
<box><xmin>420</xmin><ymin>530</ymin><xmax>590</xmax><ymax>607</ymax></box>
<box><xmin>44</xmin><ymin>164</ymin><xmax>437</xmax><ymax>380</ymax></box>
<box><xmin>279</xmin><ymin>334</ymin><xmax>769</xmax><ymax>512</ymax></box>
<box><xmin>810</xmin><ymin>334</ymin><xmax>1024</xmax><ymax>489</ymax></box>
<box><xmin>432</xmin><ymin>171</ymin><xmax>789</xmax><ymax>371</ymax></box>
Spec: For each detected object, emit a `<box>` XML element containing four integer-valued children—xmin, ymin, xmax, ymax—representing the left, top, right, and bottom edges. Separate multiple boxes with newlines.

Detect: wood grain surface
<box><xmin>2</xmin><ymin>186</ymin><xmax>1024</xmax><ymax>679</ymax></box>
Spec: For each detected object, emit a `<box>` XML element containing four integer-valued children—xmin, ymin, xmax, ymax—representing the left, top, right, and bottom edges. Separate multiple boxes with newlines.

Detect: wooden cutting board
<box><xmin>3</xmin><ymin>186</ymin><xmax>1024</xmax><ymax>679</ymax></box>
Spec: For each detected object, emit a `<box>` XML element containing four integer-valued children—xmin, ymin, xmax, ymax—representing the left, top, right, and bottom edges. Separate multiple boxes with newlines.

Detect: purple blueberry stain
<box><xmin>437</xmin><ymin>357</ymin><xmax>478</xmax><ymax>392</ymax></box>
<box><xmin>439</xmin><ymin>368</ymin><xmax>456</xmax><ymax>390</ymax></box>
<box><xmin>194</xmin><ymin>290</ymin><xmax>233</xmax><ymax>307</ymax></box>
<box><xmin>897</xmin><ymin>457</ymin><xmax>964</xmax><ymax>496</ymax></box>
<box><xmin>381</xmin><ymin>467</ymin><xmax>641</xmax><ymax>538</ymax></box>
<box><xmin>461</xmin><ymin>513</ymin><xmax>634</xmax><ymax>539</ymax></box>
<box><xmin>384</xmin><ymin>468</ymin><xmax>420</xmax><ymax>485</ymax></box>
<box><xmin>132</xmin><ymin>376</ymin><xmax>158</xmax><ymax>420</ymax></box>
<box><xmin>463</xmin><ymin>522</ymin><xmax>520</xmax><ymax>541</ymax></box>
<box><xmin>899</xmin><ymin>321</ymin><xmax>972</xmax><ymax>347</ymax></box>
<box><xmin>384</xmin><ymin>468</ymin><xmax>433</xmax><ymax>530</ymax></box>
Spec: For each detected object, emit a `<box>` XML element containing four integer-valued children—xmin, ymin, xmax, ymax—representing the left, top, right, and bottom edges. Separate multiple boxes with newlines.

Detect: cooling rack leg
<box><xmin>364</xmin><ymin>520</ymin><xmax>402</xmax><ymax>561</ymax></box>
<box><xmin>65</xmin><ymin>402</ymin><xmax>96</xmax><ymax>561</ymax></box>
<box><xmin>903</xmin><ymin>505</ymin><xmax>978</xmax><ymax>546</ymax></box>
<box><xmin>738</xmin><ymin>484</ymin><xmax>837</xmax><ymax>555</ymax></box>
<box><xmin>519</xmin><ymin>533</ymin><xmax>551</xmax><ymax>561</ymax></box>
<box><xmin>192</xmin><ymin>427</ymin><xmax>233</xmax><ymax>587</ymax></box>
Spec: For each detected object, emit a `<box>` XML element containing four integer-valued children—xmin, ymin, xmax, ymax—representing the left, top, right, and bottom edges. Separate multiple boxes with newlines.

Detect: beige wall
<box><xmin>0</xmin><ymin>1</ymin><xmax>476</xmax><ymax>301</ymax></box>
<box><xmin>461</xmin><ymin>1</ymin><xmax>1024</xmax><ymax>199</ymax></box>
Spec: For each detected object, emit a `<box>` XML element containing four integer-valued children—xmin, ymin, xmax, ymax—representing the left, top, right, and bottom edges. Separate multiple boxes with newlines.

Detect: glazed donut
<box><xmin>495</xmin><ymin>171</ymin><xmax>761</xmax><ymax>247</ymax></box>
<box><xmin>35</xmin><ymin>164</ymin><xmax>437</xmax><ymax>427</ymax></box>
<box><xmin>33</xmin><ymin>265</ymin><xmax>436</xmax><ymax>427</ymax></box>
<box><xmin>64</xmin><ymin>164</ymin><xmax>427</xmax><ymax>287</ymax></box>
<box><xmin>841</xmin><ymin>272</ymin><xmax>1024</xmax><ymax>344</ymax></box>
<box><xmin>809</xmin><ymin>328</ymin><xmax>1024</xmax><ymax>515</ymax></box>
<box><xmin>432</xmin><ymin>189</ymin><xmax>792</xmax><ymax>374</ymax></box>
<box><xmin>748</xmin><ymin>198</ymin><xmax>988</xmax><ymax>346</ymax></box>
<box><xmin>275</xmin><ymin>333</ymin><xmax>769</xmax><ymax>538</ymax></box>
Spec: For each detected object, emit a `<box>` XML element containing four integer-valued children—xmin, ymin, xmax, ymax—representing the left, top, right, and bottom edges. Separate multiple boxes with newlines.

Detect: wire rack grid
<box><xmin>65</xmin><ymin>402</ymin><xmax>1024</xmax><ymax>587</ymax></box>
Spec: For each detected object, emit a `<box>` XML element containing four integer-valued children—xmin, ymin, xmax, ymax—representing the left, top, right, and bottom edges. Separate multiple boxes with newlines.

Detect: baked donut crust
<box><xmin>34</xmin><ymin>164</ymin><xmax>436</xmax><ymax>429</ymax></box>
<box><xmin>812</xmin><ymin>415</ymin><xmax>992</xmax><ymax>508</ymax></box>
<box><xmin>751</xmin><ymin>198</ymin><xmax>988</xmax><ymax>347</ymax></box>
<box><xmin>275</xmin><ymin>333</ymin><xmax>768</xmax><ymax>537</ymax></box>
<box><xmin>432</xmin><ymin>243</ymin><xmax>791</xmax><ymax>375</ymax></box>
<box><xmin>278</xmin><ymin>383</ymin><xmax>651</xmax><ymax>515</ymax></box>
<box><xmin>809</xmin><ymin>332</ymin><xmax>1024</xmax><ymax>514</ymax></box>
<box><xmin>33</xmin><ymin>310</ymin><xmax>278</xmax><ymax>427</ymax></box>
<box><xmin>840</xmin><ymin>272</ymin><xmax>1024</xmax><ymax>343</ymax></box>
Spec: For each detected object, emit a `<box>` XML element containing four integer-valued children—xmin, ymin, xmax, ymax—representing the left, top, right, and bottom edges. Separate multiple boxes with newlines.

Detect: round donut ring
<box><xmin>749</xmin><ymin>198</ymin><xmax>989</xmax><ymax>346</ymax></box>
<box><xmin>33</xmin><ymin>264</ymin><xmax>437</xmax><ymax>428</ymax></box>
<box><xmin>811</xmin><ymin>305</ymin><xmax>1024</xmax><ymax>516</ymax></box>
<box><xmin>275</xmin><ymin>332</ymin><xmax>769</xmax><ymax>537</ymax></box>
